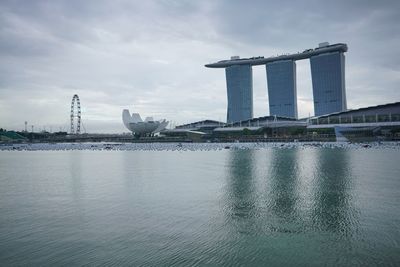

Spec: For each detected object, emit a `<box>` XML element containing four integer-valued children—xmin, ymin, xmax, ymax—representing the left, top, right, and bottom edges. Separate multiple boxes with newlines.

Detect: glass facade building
<box><xmin>266</xmin><ymin>60</ymin><xmax>297</xmax><ymax>118</ymax></box>
<box><xmin>225</xmin><ymin>65</ymin><xmax>253</xmax><ymax>123</ymax></box>
<box><xmin>310</xmin><ymin>52</ymin><xmax>347</xmax><ymax>116</ymax></box>
<box><xmin>206</xmin><ymin>43</ymin><xmax>348</xmax><ymax>120</ymax></box>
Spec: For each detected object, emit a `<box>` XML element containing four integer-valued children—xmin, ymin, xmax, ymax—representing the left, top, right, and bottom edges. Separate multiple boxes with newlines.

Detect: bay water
<box><xmin>0</xmin><ymin>147</ymin><xmax>399</xmax><ymax>266</ymax></box>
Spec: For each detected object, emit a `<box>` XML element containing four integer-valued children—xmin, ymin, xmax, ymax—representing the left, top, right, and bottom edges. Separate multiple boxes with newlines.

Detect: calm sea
<box><xmin>0</xmin><ymin>148</ymin><xmax>399</xmax><ymax>266</ymax></box>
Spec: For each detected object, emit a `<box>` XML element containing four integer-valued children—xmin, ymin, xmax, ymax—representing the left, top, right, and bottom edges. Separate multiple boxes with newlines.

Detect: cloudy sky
<box><xmin>0</xmin><ymin>0</ymin><xmax>399</xmax><ymax>133</ymax></box>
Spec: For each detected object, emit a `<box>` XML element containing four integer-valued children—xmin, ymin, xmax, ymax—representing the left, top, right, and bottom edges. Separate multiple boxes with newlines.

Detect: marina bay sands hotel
<box><xmin>205</xmin><ymin>42</ymin><xmax>347</xmax><ymax>122</ymax></box>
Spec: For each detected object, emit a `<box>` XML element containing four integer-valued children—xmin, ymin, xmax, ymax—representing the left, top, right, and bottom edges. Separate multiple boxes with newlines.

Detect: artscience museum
<box><xmin>122</xmin><ymin>109</ymin><xmax>168</xmax><ymax>135</ymax></box>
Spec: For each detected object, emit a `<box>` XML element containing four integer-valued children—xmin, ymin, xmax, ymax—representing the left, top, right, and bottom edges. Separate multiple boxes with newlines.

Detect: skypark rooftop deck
<box><xmin>205</xmin><ymin>43</ymin><xmax>347</xmax><ymax>68</ymax></box>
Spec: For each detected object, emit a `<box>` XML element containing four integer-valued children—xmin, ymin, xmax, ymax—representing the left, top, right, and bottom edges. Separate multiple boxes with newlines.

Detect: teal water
<box><xmin>0</xmin><ymin>148</ymin><xmax>399</xmax><ymax>266</ymax></box>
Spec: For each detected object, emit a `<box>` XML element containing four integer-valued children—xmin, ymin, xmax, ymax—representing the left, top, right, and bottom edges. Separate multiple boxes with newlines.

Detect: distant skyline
<box><xmin>1</xmin><ymin>0</ymin><xmax>399</xmax><ymax>133</ymax></box>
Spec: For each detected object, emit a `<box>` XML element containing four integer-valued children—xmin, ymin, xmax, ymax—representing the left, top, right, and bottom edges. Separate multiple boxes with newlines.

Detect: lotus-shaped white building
<box><xmin>122</xmin><ymin>109</ymin><xmax>168</xmax><ymax>135</ymax></box>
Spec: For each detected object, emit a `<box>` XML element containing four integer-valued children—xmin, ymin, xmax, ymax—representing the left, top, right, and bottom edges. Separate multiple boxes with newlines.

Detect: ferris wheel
<box><xmin>70</xmin><ymin>94</ymin><xmax>81</xmax><ymax>134</ymax></box>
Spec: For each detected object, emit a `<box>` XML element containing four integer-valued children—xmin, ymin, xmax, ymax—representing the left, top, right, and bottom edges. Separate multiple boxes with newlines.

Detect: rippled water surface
<box><xmin>0</xmin><ymin>148</ymin><xmax>399</xmax><ymax>266</ymax></box>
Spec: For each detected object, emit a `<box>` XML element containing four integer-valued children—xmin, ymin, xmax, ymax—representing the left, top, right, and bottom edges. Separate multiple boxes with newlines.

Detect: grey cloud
<box><xmin>0</xmin><ymin>0</ymin><xmax>399</xmax><ymax>132</ymax></box>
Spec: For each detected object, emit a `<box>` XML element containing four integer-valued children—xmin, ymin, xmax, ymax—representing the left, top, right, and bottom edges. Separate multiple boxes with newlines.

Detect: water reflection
<box><xmin>267</xmin><ymin>149</ymin><xmax>300</xmax><ymax>221</ymax></box>
<box><xmin>224</xmin><ymin>149</ymin><xmax>257</xmax><ymax>220</ymax></box>
<box><xmin>69</xmin><ymin>151</ymin><xmax>83</xmax><ymax>201</ymax></box>
<box><xmin>311</xmin><ymin>149</ymin><xmax>358</xmax><ymax>235</ymax></box>
<box><xmin>223</xmin><ymin>148</ymin><xmax>358</xmax><ymax>237</ymax></box>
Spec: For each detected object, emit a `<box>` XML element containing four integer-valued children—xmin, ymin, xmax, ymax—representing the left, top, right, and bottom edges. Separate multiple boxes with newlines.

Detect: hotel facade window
<box><xmin>225</xmin><ymin>64</ymin><xmax>253</xmax><ymax>123</ymax></box>
<box><xmin>266</xmin><ymin>60</ymin><xmax>298</xmax><ymax>118</ymax></box>
<box><xmin>310</xmin><ymin>52</ymin><xmax>347</xmax><ymax>116</ymax></box>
